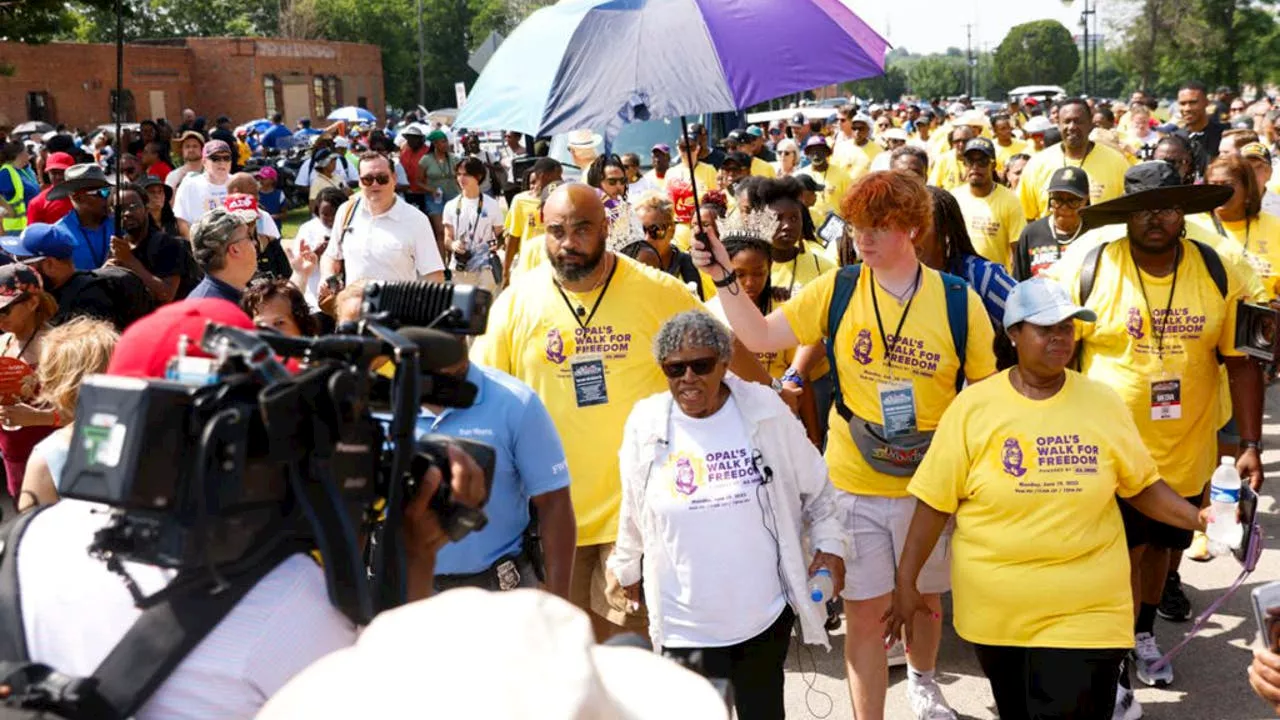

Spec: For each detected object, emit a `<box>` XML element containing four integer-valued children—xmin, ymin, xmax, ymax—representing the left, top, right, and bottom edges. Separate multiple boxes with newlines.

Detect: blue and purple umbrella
<box><xmin>454</xmin><ymin>0</ymin><xmax>888</xmax><ymax>136</ymax></box>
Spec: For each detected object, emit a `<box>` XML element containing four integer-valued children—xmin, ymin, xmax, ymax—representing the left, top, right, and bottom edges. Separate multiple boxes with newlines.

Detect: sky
<box><xmin>841</xmin><ymin>0</ymin><xmax>1118</xmax><ymax>56</ymax></box>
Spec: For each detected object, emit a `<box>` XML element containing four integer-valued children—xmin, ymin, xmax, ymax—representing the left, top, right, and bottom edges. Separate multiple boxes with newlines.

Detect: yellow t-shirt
<box><xmin>666</xmin><ymin>162</ymin><xmax>719</xmax><ymax>196</ymax></box>
<box><xmin>1215</xmin><ymin>213</ymin><xmax>1280</xmax><ymax>298</ymax></box>
<box><xmin>750</xmin><ymin>156</ymin><xmax>777</xmax><ymax>179</ymax></box>
<box><xmin>995</xmin><ymin>138</ymin><xmax>1029</xmax><ymax>169</ymax></box>
<box><xmin>781</xmin><ymin>265</ymin><xmax>998</xmax><ymax>496</ymax></box>
<box><xmin>706</xmin><ymin>296</ymin><xmax>792</xmax><ymax>378</ymax></box>
<box><xmin>910</xmin><ymin>370</ymin><xmax>1159</xmax><ymax>648</ymax></box>
<box><xmin>516</xmin><ymin>232</ymin><xmax>548</xmax><ymax>275</ymax></box>
<box><xmin>1060</xmin><ymin>238</ymin><xmax>1249</xmax><ymax>496</ymax></box>
<box><xmin>472</xmin><ymin>255</ymin><xmax>703</xmax><ymax>545</ymax></box>
<box><xmin>673</xmin><ymin>223</ymin><xmax>694</xmax><ymax>252</ymax></box>
<box><xmin>797</xmin><ymin>164</ymin><xmax>853</xmax><ymax>235</ymax></box>
<box><xmin>644</xmin><ymin>169</ymin><xmax>668</xmax><ymax>191</ymax></box>
<box><xmin>504</xmin><ymin>191</ymin><xmax>542</xmax><ymax>242</ymax></box>
<box><xmin>1017</xmin><ymin>143</ymin><xmax>1131</xmax><ymax>221</ymax></box>
<box><xmin>831</xmin><ymin>143</ymin><xmax>872</xmax><ymax>181</ymax></box>
<box><xmin>772</xmin><ymin>245</ymin><xmax>838</xmax><ymax>378</ymax></box>
<box><xmin>950</xmin><ymin>183</ymin><xmax>1027</xmax><ymax>268</ymax></box>
<box><xmin>928</xmin><ymin>154</ymin><xmax>965</xmax><ymax>190</ymax></box>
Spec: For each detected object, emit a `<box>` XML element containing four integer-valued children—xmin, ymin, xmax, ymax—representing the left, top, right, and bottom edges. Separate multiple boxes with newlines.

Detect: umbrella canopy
<box><xmin>237</xmin><ymin>118</ymin><xmax>273</xmax><ymax>135</ymax></box>
<box><xmin>328</xmin><ymin>106</ymin><xmax>377</xmax><ymax>123</ymax></box>
<box><xmin>455</xmin><ymin>0</ymin><xmax>888</xmax><ymax>136</ymax></box>
<box><xmin>12</xmin><ymin>121</ymin><xmax>54</xmax><ymax>136</ymax></box>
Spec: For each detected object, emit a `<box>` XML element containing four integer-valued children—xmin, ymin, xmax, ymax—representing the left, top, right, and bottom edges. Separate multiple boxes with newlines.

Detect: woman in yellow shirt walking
<box><xmin>1206</xmin><ymin>154</ymin><xmax>1280</xmax><ymax>297</ymax></box>
<box><xmin>885</xmin><ymin>278</ymin><xmax>1209</xmax><ymax>720</ymax></box>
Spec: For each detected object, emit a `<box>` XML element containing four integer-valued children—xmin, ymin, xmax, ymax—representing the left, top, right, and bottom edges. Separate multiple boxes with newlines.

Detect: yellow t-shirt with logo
<box><xmin>504</xmin><ymin>191</ymin><xmax>543</xmax><ymax>242</ymax></box>
<box><xmin>995</xmin><ymin>138</ymin><xmax>1029</xmax><ymax>169</ymax></box>
<box><xmin>1215</xmin><ymin>213</ymin><xmax>1280</xmax><ymax>297</ymax></box>
<box><xmin>910</xmin><ymin>370</ymin><xmax>1158</xmax><ymax>648</ymax></box>
<box><xmin>928</xmin><ymin>154</ymin><xmax>965</xmax><ymax>190</ymax></box>
<box><xmin>473</xmin><ymin>255</ymin><xmax>702</xmax><ymax>545</ymax></box>
<box><xmin>771</xmin><ymin>246</ymin><xmax>838</xmax><ymax>378</ymax></box>
<box><xmin>666</xmin><ymin>162</ymin><xmax>719</xmax><ymax>196</ymax></box>
<box><xmin>950</xmin><ymin>183</ymin><xmax>1027</xmax><ymax>268</ymax></box>
<box><xmin>797</xmin><ymin>164</ymin><xmax>853</xmax><ymax>236</ymax></box>
<box><xmin>1059</xmin><ymin>238</ymin><xmax>1249</xmax><ymax>496</ymax></box>
<box><xmin>781</xmin><ymin>265</ymin><xmax>998</xmax><ymax>496</ymax></box>
<box><xmin>1017</xmin><ymin>144</ymin><xmax>1131</xmax><ymax>221</ymax></box>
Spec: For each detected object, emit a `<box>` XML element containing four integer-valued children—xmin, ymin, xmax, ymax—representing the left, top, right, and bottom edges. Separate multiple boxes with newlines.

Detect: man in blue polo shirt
<box><xmin>419</xmin><ymin>350</ymin><xmax>576</xmax><ymax>597</ymax></box>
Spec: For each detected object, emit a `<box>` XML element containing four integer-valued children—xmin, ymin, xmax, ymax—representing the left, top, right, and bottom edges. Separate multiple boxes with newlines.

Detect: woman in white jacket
<box><xmin>608</xmin><ymin>310</ymin><xmax>845</xmax><ymax>720</ymax></box>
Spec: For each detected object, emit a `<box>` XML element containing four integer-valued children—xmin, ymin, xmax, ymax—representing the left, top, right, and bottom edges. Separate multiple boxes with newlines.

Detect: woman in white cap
<box><xmin>884</xmin><ymin>277</ymin><xmax>1209</xmax><ymax>720</ymax></box>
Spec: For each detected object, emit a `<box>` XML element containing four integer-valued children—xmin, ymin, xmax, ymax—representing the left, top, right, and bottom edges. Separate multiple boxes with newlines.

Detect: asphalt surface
<box><xmin>782</xmin><ymin>383</ymin><xmax>1280</xmax><ymax>720</ymax></box>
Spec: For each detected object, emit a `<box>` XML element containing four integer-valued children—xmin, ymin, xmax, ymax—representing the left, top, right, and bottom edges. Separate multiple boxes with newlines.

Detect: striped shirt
<box><xmin>954</xmin><ymin>254</ymin><xmax>1017</xmax><ymax>327</ymax></box>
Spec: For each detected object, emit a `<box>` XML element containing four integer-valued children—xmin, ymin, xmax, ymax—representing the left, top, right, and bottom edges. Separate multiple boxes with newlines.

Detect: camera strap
<box><xmin>0</xmin><ymin>506</ymin><xmax>53</xmax><ymax>663</ymax></box>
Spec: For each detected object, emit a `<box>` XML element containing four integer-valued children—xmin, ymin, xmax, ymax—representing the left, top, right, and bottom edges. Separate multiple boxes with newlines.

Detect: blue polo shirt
<box><xmin>415</xmin><ymin>363</ymin><xmax>569</xmax><ymax>576</ymax></box>
<box><xmin>186</xmin><ymin>274</ymin><xmax>243</xmax><ymax>303</ymax></box>
<box><xmin>56</xmin><ymin>210</ymin><xmax>113</xmax><ymax>270</ymax></box>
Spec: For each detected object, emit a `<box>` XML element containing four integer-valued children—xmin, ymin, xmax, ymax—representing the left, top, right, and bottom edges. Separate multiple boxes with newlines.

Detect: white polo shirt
<box><xmin>322</xmin><ymin>195</ymin><xmax>444</xmax><ymax>284</ymax></box>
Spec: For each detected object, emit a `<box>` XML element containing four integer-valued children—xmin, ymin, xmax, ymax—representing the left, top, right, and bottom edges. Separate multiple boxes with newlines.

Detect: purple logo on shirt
<box><xmin>1001</xmin><ymin>438</ymin><xmax>1027</xmax><ymax>478</ymax></box>
<box><xmin>674</xmin><ymin>456</ymin><xmax>698</xmax><ymax>496</ymax></box>
<box><xmin>1126</xmin><ymin>307</ymin><xmax>1145</xmax><ymax>340</ymax></box>
<box><xmin>852</xmin><ymin>328</ymin><xmax>874</xmax><ymax>366</ymax></box>
<box><xmin>545</xmin><ymin>328</ymin><xmax>566</xmax><ymax>365</ymax></box>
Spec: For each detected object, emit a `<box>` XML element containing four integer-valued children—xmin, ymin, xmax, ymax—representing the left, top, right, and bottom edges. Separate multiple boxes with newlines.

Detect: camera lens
<box><xmin>1255</xmin><ymin>313</ymin><xmax>1277</xmax><ymax>350</ymax></box>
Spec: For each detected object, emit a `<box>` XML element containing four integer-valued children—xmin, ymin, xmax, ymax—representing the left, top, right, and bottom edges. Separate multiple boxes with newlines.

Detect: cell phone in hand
<box><xmin>323</xmin><ymin>275</ymin><xmax>343</xmax><ymax>294</ymax></box>
<box><xmin>1252</xmin><ymin>581</ymin><xmax>1280</xmax><ymax>651</ymax></box>
<box><xmin>1236</xmin><ymin>483</ymin><xmax>1260</xmax><ymax>566</ymax></box>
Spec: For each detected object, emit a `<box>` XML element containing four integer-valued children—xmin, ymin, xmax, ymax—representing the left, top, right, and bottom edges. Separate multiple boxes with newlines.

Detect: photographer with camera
<box><xmin>1</xmin><ymin>298</ymin><xmax>491</xmax><ymax>720</ymax></box>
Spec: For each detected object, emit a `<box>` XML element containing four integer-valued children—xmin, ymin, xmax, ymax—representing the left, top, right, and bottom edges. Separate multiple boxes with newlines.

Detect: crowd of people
<box><xmin>0</xmin><ymin>79</ymin><xmax>1279</xmax><ymax>719</ymax></box>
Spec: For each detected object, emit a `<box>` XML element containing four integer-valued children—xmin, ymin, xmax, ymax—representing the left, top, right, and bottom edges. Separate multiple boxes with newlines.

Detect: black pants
<box><xmin>662</xmin><ymin>606</ymin><xmax>794</xmax><ymax>720</ymax></box>
<box><xmin>974</xmin><ymin>644</ymin><xmax>1127</xmax><ymax>720</ymax></box>
<box><xmin>403</xmin><ymin>192</ymin><xmax>428</xmax><ymax>214</ymax></box>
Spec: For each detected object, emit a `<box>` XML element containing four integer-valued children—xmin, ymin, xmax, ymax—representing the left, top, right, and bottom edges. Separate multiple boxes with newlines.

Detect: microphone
<box><xmin>364</xmin><ymin>281</ymin><xmax>494</xmax><ymax>335</ymax></box>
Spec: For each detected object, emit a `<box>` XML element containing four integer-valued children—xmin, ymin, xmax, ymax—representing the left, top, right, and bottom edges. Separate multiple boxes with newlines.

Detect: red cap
<box><xmin>45</xmin><ymin>152</ymin><xmax>75</xmax><ymax>172</ymax></box>
<box><xmin>107</xmin><ymin>299</ymin><xmax>255</xmax><ymax>379</ymax></box>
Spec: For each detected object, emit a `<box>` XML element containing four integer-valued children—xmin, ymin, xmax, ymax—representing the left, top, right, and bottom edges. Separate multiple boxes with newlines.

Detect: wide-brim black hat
<box><xmin>48</xmin><ymin>163</ymin><xmax>113</xmax><ymax>201</ymax></box>
<box><xmin>1079</xmin><ymin>161</ymin><xmax>1232</xmax><ymax>229</ymax></box>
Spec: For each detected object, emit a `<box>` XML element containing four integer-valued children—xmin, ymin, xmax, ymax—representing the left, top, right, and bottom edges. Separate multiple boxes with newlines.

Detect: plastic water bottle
<box><xmin>1206</xmin><ymin>456</ymin><xmax>1242</xmax><ymax>556</ymax></box>
<box><xmin>809</xmin><ymin>568</ymin><xmax>834</xmax><ymax>603</ymax></box>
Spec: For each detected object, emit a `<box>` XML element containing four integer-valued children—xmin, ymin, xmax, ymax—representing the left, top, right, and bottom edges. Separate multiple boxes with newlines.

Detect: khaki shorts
<box><xmin>570</xmin><ymin>542</ymin><xmax>649</xmax><ymax>634</ymax></box>
<box><xmin>836</xmin><ymin>492</ymin><xmax>952</xmax><ymax>601</ymax></box>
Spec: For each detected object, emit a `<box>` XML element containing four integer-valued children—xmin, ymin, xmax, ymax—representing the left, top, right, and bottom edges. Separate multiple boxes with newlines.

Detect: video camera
<box><xmin>1236</xmin><ymin>299</ymin><xmax>1280</xmax><ymax>365</ymax></box>
<box><xmin>58</xmin><ymin>280</ymin><xmax>495</xmax><ymax>626</ymax></box>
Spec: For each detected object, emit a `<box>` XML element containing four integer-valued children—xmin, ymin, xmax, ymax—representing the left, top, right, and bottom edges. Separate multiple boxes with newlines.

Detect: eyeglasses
<box><xmin>76</xmin><ymin>186</ymin><xmax>112</xmax><ymax>200</ymax></box>
<box><xmin>780</xmin><ymin>150</ymin><xmax>796</xmax><ymax>156</ymax></box>
<box><xmin>643</xmin><ymin>223</ymin><xmax>670</xmax><ymax>238</ymax></box>
<box><xmin>1048</xmin><ymin>196</ymin><xmax>1086</xmax><ymax>209</ymax></box>
<box><xmin>660</xmin><ymin>356</ymin><xmax>719</xmax><ymax>378</ymax></box>
<box><xmin>962</xmin><ymin>156</ymin><xmax>992</xmax><ymax>167</ymax></box>
<box><xmin>602</xmin><ymin>177</ymin><xmax>627</xmax><ymax>186</ymax></box>
<box><xmin>208</xmin><ymin>155</ymin><xmax>233</xmax><ymax>163</ymax></box>
<box><xmin>360</xmin><ymin>173</ymin><xmax>391</xmax><ymax>186</ymax></box>
<box><xmin>1133</xmin><ymin>207</ymin><xmax>1182</xmax><ymax>222</ymax></box>
<box><xmin>115</xmin><ymin>201</ymin><xmax>145</xmax><ymax>213</ymax></box>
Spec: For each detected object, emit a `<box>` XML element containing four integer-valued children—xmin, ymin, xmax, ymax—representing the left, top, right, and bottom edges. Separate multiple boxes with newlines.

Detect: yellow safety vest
<box><xmin>1</xmin><ymin>165</ymin><xmax>27</xmax><ymax>233</ymax></box>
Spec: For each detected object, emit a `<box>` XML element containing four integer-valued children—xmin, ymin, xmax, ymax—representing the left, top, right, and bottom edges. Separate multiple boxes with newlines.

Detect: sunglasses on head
<box><xmin>661</xmin><ymin>357</ymin><xmax>719</xmax><ymax>378</ymax></box>
<box><xmin>360</xmin><ymin>173</ymin><xmax>391</xmax><ymax>186</ymax></box>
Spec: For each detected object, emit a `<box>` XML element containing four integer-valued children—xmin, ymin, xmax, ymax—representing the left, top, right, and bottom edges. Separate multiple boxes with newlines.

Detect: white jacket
<box><xmin>608</xmin><ymin>374</ymin><xmax>846</xmax><ymax>651</ymax></box>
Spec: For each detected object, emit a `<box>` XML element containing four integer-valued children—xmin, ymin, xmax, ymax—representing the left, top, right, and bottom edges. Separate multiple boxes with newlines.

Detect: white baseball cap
<box><xmin>1003</xmin><ymin>277</ymin><xmax>1097</xmax><ymax>329</ymax></box>
<box><xmin>257</xmin><ymin>589</ymin><xmax>730</xmax><ymax>719</ymax></box>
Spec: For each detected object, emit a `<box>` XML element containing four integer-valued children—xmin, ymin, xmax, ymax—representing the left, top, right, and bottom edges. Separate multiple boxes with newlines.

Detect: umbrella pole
<box><xmin>680</xmin><ymin>116</ymin><xmax>705</xmax><ymax>238</ymax></box>
<box><xmin>113</xmin><ymin>0</ymin><xmax>124</xmax><ymax>237</ymax></box>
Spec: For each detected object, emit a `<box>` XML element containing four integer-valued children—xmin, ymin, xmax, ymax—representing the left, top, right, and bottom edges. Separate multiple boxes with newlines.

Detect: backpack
<box><xmin>0</xmin><ymin>508</ymin><xmax>299</xmax><ymax>719</ymax></box>
<box><xmin>669</xmin><ymin>250</ymin><xmax>706</xmax><ymax>301</ymax></box>
<box><xmin>824</xmin><ymin>264</ymin><xmax>971</xmax><ymax>424</ymax></box>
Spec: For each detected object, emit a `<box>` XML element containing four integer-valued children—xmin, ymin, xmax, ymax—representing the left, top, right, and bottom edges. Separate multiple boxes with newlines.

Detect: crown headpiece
<box><xmin>716</xmin><ymin>207</ymin><xmax>780</xmax><ymax>245</ymax></box>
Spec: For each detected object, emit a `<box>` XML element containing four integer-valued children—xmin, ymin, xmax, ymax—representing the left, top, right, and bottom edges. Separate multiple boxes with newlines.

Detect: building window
<box><xmin>26</xmin><ymin>92</ymin><xmax>52</xmax><ymax>123</ymax></box>
<box><xmin>263</xmin><ymin>75</ymin><xmax>283</xmax><ymax>118</ymax></box>
<box><xmin>312</xmin><ymin>76</ymin><xmax>326</xmax><ymax>120</ymax></box>
<box><xmin>109</xmin><ymin>90</ymin><xmax>136</xmax><ymax>122</ymax></box>
<box><xmin>325</xmin><ymin>76</ymin><xmax>343</xmax><ymax>109</ymax></box>
<box><xmin>357</xmin><ymin>96</ymin><xmax>368</xmax><ymax>110</ymax></box>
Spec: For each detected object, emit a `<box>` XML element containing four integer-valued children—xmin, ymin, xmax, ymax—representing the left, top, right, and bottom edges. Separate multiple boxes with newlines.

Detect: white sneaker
<box><xmin>907</xmin><ymin>674</ymin><xmax>958</xmax><ymax>720</ymax></box>
<box><xmin>1113</xmin><ymin>685</ymin><xmax>1143</xmax><ymax>720</ymax></box>
<box><xmin>887</xmin><ymin>640</ymin><xmax>908</xmax><ymax>668</ymax></box>
<box><xmin>1133</xmin><ymin>632</ymin><xmax>1173</xmax><ymax>687</ymax></box>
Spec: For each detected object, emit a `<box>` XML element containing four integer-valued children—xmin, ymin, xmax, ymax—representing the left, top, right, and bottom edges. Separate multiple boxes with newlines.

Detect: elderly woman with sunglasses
<box><xmin>609</xmin><ymin>309</ymin><xmax>845</xmax><ymax>720</ymax></box>
<box><xmin>772</xmin><ymin>138</ymin><xmax>801</xmax><ymax>177</ymax></box>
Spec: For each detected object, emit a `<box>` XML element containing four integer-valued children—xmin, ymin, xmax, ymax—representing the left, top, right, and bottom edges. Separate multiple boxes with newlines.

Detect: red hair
<box><xmin>841</xmin><ymin>170</ymin><xmax>932</xmax><ymax>233</ymax></box>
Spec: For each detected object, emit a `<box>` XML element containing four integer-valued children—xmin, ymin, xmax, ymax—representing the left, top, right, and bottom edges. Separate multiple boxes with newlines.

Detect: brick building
<box><xmin>0</xmin><ymin>37</ymin><xmax>385</xmax><ymax>131</ymax></box>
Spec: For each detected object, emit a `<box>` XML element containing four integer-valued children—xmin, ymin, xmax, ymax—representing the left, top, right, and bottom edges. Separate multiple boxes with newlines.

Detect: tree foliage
<box><xmin>1</xmin><ymin>0</ymin><xmax>118</xmax><ymax>42</ymax></box>
<box><xmin>908</xmin><ymin>57</ymin><xmax>967</xmax><ymax>99</ymax></box>
<box><xmin>992</xmin><ymin>20</ymin><xmax>1079</xmax><ymax>90</ymax></box>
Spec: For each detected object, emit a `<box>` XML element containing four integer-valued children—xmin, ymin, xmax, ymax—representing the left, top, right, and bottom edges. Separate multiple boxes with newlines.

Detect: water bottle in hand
<box><xmin>809</xmin><ymin>568</ymin><xmax>834</xmax><ymax>603</ymax></box>
<box><xmin>1206</xmin><ymin>456</ymin><xmax>1242</xmax><ymax>556</ymax></box>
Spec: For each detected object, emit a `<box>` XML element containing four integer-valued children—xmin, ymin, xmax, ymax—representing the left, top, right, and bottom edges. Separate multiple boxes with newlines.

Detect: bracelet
<box><xmin>770</xmin><ymin>378</ymin><xmax>784</xmax><ymax>393</ymax></box>
<box><xmin>781</xmin><ymin>368</ymin><xmax>805</xmax><ymax>388</ymax></box>
<box><xmin>1242</xmin><ymin>439</ymin><xmax>1262</xmax><ymax>451</ymax></box>
<box><xmin>712</xmin><ymin>272</ymin><xmax>737</xmax><ymax>289</ymax></box>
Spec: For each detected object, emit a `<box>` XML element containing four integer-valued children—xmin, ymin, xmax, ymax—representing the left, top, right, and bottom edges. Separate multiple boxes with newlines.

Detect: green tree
<box><xmin>2</xmin><ymin>0</ymin><xmax>118</xmax><ymax>41</ymax></box>
<box><xmin>63</xmin><ymin>0</ymin><xmax>279</xmax><ymax>42</ymax></box>
<box><xmin>907</xmin><ymin>56</ymin><xmax>966</xmax><ymax>99</ymax></box>
<box><xmin>992</xmin><ymin>20</ymin><xmax>1079</xmax><ymax>90</ymax></box>
<box><xmin>843</xmin><ymin>66</ymin><xmax>908</xmax><ymax>103</ymax></box>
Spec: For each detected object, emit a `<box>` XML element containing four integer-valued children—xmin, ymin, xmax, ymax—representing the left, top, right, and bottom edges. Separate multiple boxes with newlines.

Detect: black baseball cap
<box><xmin>721</xmin><ymin>151</ymin><xmax>752</xmax><ymax>170</ymax></box>
<box><xmin>1047</xmin><ymin>166</ymin><xmax>1090</xmax><ymax>198</ymax></box>
<box><xmin>796</xmin><ymin>174</ymin><xmax>825</xmax><ymax>192</ymax></box>
<box><xmin>789</xmin><ymin>112</ymin><xmax>807</xmax><ymax>126</ymax></box>
<box><xmin>962</xmin><ymin>137</ymin><xmax>996</xmax><ymax>159</ymax></box>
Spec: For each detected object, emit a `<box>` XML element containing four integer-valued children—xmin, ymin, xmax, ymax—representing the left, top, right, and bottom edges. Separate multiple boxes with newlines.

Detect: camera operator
<box><xmin>8</xmin><ymin>299</ymin><xmax>489</xmax><ymax>719</ymax></box>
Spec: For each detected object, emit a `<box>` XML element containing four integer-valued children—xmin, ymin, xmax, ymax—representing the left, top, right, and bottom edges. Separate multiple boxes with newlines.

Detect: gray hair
<box><xmin>652</xmin><ymin>310</ymin><xmax>733</xmax><ymax>365</ymax></box>
<box><xmin>190</xmin><ymin>207</ymin><xmax>243</xmax><ymax>273</ymax></box>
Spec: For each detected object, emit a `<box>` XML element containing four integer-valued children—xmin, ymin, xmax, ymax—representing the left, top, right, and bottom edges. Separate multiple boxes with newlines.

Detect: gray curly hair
<box><xmin>652</xmin><ymin>310</ymin><xmax>733</xmax><ymax>365</ymax></box>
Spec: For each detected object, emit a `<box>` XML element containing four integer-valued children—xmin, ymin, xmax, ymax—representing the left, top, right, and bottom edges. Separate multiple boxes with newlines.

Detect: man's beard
<box><xmin>550</xmin><ymin>244</ymin><xmax>605</xmax><ymax>283</ymax></box>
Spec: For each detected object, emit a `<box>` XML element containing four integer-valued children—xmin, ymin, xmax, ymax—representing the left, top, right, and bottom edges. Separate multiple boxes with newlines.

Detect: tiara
<box><xmin>605</xmin><ymin>203</ymin><xmax>645</xmax><ymax>252</ymax></box>
<box><xmin>716</xmin><ymin>207</ymin><xmax>780</xmax><ymax>244</ymax></box>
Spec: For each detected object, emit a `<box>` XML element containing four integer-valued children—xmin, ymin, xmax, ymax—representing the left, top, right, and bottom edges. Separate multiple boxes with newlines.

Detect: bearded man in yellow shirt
<box><xmin>1018</xmin><ymin>98</ymin><xmax>1131</xmax><ymax>221</ymax></box>
<box><xmin>1057</xmin><ymin>162</ymin><xmax>1263</xmax><ymax>710</ymax></box>
<box><xmin>474</xmin><ymin>184</ymin><xmax>773</xmax><ymax>642</ymax></box>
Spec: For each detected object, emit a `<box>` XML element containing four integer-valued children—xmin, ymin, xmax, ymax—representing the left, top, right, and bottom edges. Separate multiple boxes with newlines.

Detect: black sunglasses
<box><xmin>661</xmin><ymin>357</ymin><xmax>719</xmax><ymax>378</ymax></box>
<box><xmin>643</xmin><ymin>223</ymin><xmax>670</xmax><ymax>238</ymax></box>
<box><xmin>360</xmin><ymin>174</ymin><xmax>391</xmax><ymax>186</ymax></box>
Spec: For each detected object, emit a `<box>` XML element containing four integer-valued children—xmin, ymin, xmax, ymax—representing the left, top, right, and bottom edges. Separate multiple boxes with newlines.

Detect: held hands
<box><xmin>881</xmin><ymin>582</ymin><xmax>938</xmax><ymax>651</ymax></box>
<box><xmin>403</xmin><ymin>444</ymin><xmax>488</xmax><ymax>560</ymax></box>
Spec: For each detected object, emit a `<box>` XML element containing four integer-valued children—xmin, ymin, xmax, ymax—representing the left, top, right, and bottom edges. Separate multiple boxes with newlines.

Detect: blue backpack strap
<box><xmin>938</xmin><ymin>271</ymin><xmax>969</xmax><ymax>393</ymax></box>
<box><xmin>826</xmin><ymin>264</ymin><xmax>861</xmax><ymax>421</ymax></box>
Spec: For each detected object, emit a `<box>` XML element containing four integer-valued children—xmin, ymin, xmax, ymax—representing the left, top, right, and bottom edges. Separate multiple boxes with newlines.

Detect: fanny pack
<box><xmin>846</xmin><ymin>417</ymin><xmax>936</xmax><ymax>477</ymax></box>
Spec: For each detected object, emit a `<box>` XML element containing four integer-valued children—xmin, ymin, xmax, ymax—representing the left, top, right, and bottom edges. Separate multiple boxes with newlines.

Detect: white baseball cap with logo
<box><xmin>1003</xmin><ymin>277</ymin><xmax>1097</xmax><ymax>330</ymax></box>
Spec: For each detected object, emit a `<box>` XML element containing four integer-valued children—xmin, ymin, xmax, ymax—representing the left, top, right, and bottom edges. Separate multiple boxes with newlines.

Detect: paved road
<box><xmin>782</xmin><ymin>383</ymin><xmax>1280</xmax><ymax>720</ymax></box>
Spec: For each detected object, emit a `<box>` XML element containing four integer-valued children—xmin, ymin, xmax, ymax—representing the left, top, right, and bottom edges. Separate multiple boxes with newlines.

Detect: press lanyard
<box><xmin>554</xmin><ymin>256</ymin><xmax>618</xmax><ymax>330</ymax></box>
<box><xmin>1132</xmin><ymin>244</ymin><xmax>1181</xmax><ymax>361</ymax></box>
<box><xmin>869</xmin><ymin>265</ymin><xmax>922</xmax><ymax>372</ymax></box>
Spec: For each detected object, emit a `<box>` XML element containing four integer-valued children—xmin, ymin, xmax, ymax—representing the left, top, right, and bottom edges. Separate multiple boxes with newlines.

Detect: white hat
<box><xmin>957</xmin><ymin>109</ymin><xmax>991</xmax><ymax>128</ymax></box>
<box><xmin>881</xmin><ymin>127</ymin><xmax>909</xmax><ymax>141</ymax></box>
<box><xmin>1024</xmin><ymin>116</ymin><xmax>1053</xmax><ymax>135</ymax></box>
<box><xmin>257</xmin><ymin>589</ymin><xmax>730</xmax><ymax>720</ymax></box>
<box><xmin>1003</xmin><ymin>277</ymin><xmax>1097</xmax><ymax>329</ymax></box>
<box><xmin>567</xmin><ymin>128</ymin><xmax>603</xmax><ymax>148</ymax></box>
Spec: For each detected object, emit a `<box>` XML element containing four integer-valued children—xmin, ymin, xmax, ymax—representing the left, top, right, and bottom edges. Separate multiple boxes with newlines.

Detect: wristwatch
<box><xmin>781</xmin><ymin>368</ymin><xmax>805</xmax><ymax>388</ymax></box>
<box><xmin>1242</xmin><ymin>439</ymin><xmax>1262</xmax><ymax>452</ymax></box>
<box><xmin>770</xmin><ymin>378</ymin><xmax>784</xmax><ymax>393</ymax></box>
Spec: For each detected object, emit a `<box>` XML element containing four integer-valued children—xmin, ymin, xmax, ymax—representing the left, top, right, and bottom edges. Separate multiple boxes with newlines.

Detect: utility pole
<box><xmin>416</xmin><ymin>0</ymin><xmax>425</xmax><ymax>108</ymax></box>
<box><xmin>965</xmin><ymin>24</ymin><xmax>973</xmax><ymax>97</ymax></box>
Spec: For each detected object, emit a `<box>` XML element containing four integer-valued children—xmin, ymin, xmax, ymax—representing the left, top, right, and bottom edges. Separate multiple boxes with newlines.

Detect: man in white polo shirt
<box><xmin>321</xmin><ymin>151</ymin><xmax>445</xmax><ymax>286</ymax></box>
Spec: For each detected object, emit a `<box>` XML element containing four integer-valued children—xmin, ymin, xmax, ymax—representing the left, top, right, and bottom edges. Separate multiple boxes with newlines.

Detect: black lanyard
<box><xmin>869</xmin><ymin>265</ymin><xmax>922</xmax><ymax>371</ymax></box>
<box><xmin>454</xmin><ymin>194</ymin><xmax>484</xmax><ymax>248</ymax></box>
<box><xmin>1132</xmin><ymin>244</ymin><xmax>1181</xmax><ymax>361</ymax></box>
<box><xmin>1062</xmin><ymin>141</ymin><xmax>1094</xmax><ymax>168</ymax></box>
<box><xmin>71</xmin><ymin>217</ymin><xmax>109</xmax><ymax>268</ymax></box>
<box><xmin>554</xmin><ymin>256</ymin><xmax>618</xmax><ymax>330</ymax></box>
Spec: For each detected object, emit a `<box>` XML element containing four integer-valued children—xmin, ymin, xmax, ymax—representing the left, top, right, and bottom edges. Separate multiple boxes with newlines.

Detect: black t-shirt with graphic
<box><xmin>1012</xmin><ymin>217</ymin><xmax>1081</xmax><ymax>281</ymax></box>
